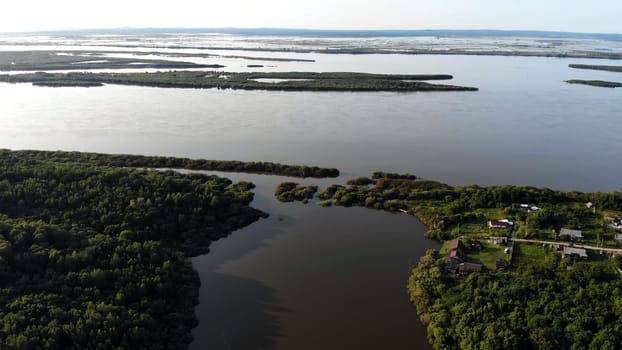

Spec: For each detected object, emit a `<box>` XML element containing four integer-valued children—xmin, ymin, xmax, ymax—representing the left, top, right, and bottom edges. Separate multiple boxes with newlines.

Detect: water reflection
<box><xmin>191</xmin><ymin>272</ymin><xmax>286</xmax><ymax>350</ymax></box>
<box><xmin>189</xmin><ymin>171</ymin><xmax>437</xmax><ymax>349</ymax></box>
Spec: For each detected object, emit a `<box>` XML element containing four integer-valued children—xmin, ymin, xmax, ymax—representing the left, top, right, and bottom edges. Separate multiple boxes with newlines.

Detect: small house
<box><xmin>445</xmin><ymin>239</ymin><xmax>466</xmax><ymax>273</ymax></box>
<box><xmin>448</xmin><ymin>239</ymin><xmax>466</xmax><ymax>252</ymax></box>
<box><xmin>488</xmin><ymin>220</ymin><xmax>512</xmax><ymax>229</ymax></box>
<box><xmin>558</xmin><ymin>228</ymin><xmax>583</xmax><ymax>240</ymax></box>
<box><xmin>562</xmin><ymin>247</ymin><xmax>588</xmax><ymax>259</ymax></box>
<box><xmin>447</xmin><ymin>249</ymin><xmax>465</xmax><ymax>262</ymax></box>
<box><xmin>615</xmin><ymin>234</ymin><xmax>622</xmax><ymax>243</ymax></box>
<box><xmin>458</xmin><ymin>262</ymin><xmax>484</xmax><ymax>275</ymax></box>
<box><xmin>446</xmin><ymin>239</ymin><xmax>466</xmax><ymax>262</ymax></box>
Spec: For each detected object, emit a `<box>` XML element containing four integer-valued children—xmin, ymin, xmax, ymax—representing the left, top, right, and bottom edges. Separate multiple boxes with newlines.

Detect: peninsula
<box><xmin>276</xmin><ymin>172</ymin><xmax>622</xmax><ymax>349</ymax></box>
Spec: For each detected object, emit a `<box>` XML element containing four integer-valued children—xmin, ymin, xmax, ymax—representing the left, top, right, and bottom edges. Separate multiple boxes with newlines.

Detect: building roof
<box><xmin>448</xmin><ymin>239</ymin><xmax>465</xmax><ymax>251</ymax></box>
<box><xmin>559</xmin><ymin>228</ymin><xmax>583</xmax><ymax>238</ymax></box>
<box><xmin>448</xmin><ymin>249</ymin><xmax>465</xmax><ymax>260</ymax></box>
<box><xmin>458</xmin><ymin>262</ymin><xmax>484</xmax><ymax>273</ymax></box>
<box><xmin>489</xmin><ymin>220</ymin><xmax>511</xmax><ymax>228</ymax></box>
<box><xmin>615</xmin><ymin>234</ymin><xmax>622</xmax><ymax>242</ymax></box>
<box><xmin>563</xmin><ymin>247</ymin><xmax>588</xmax><ymax>258</ymax></box>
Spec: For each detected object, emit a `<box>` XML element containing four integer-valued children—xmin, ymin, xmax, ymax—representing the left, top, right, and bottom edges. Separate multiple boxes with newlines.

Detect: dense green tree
<box><xmin>0</xmin><ymin>152</ymin><xmax>267</xmax><ymax>348</ymax></box>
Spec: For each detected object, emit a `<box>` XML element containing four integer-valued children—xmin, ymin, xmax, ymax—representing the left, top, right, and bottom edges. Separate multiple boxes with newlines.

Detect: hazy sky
<box><xmin>2</xmin><ymin>0</ymin><xmax>621</xmax><ymax>33</ymax></box>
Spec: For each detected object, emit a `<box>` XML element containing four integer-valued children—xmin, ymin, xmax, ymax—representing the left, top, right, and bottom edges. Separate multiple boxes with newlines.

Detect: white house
<box><xmin>558</xmin><ymin>228</ymin><xmax>583</xmax><ymax>240</ymax></box>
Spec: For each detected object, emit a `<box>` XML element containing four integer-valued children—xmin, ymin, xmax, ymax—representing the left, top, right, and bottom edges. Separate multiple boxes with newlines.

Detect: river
<box><xmin>1</xmin><ymin>49</ymin><xmax>621</xmax><ymax>349</ymax></box>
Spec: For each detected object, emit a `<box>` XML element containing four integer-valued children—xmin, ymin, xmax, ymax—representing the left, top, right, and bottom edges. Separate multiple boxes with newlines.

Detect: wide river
<box><xmin>1</xmin><ymin>51</ymin><xmax>622</xmax><ymax>349</ymax></box>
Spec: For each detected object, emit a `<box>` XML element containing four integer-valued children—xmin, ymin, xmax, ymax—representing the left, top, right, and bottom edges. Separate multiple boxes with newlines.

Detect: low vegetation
<box><xmin>0</xmin><ymin>149</ymin><xmax>339</xmax><ymax>178</ymax></box>
<box><xmin>0</xmin><ymin>71</ymin><xmax>479</xmax><ymax>92</ymax></box>
<box><xmin>371</xmin><ymin>171</ymin><xmax>417</xmax><ymax>180</ymax></box>
<box><xmin>274</xmin><ymin>182</ymin><xmax>318</xmax><ymax>203</ymax></box>
<box><xmin>346</xmin><ymin>177</ymin><xmax>375</xmax><ymax>186</ymax></box>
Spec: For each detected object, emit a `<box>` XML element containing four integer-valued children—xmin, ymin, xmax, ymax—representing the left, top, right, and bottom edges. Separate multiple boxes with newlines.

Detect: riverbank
<box><xmin>274</xmin><ymin>172</ymin><xmax>622</xmax><ymax>349</ymax></box>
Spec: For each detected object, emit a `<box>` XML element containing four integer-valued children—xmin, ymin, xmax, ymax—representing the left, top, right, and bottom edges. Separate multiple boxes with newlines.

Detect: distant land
<box><xmin>4</xmin><ymin>27</ymin><xmax>622</xmax><ymax>41</ymax></box>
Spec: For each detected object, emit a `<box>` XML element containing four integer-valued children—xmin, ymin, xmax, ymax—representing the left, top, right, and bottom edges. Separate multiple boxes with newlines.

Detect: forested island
<box><xmin>276</xmin><ymin>172</ymin><xmax>622</xmax><ymax>349</ymax></box>
<box><xmin>2</xmin><ymin>149</ymin><xmax>339</xmax><ymax>178</ymax></box>
<box><xmin>0</xmin><ymin>71</ymin><xmax>479</xmax><ymax>92</ymax></box>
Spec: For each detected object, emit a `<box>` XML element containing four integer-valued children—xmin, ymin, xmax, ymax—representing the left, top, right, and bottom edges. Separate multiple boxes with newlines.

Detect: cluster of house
<box><xmin>445</xmin><ymin>239</ymin><xmax>486</xmax><ymax>275</ymax></box>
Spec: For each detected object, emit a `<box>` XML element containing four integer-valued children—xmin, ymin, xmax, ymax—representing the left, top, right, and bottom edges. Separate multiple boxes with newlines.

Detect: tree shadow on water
<box><xmin>189</xmin><ymin>271</ymin><xmax>287</xmax><ymax>350</ymax></box>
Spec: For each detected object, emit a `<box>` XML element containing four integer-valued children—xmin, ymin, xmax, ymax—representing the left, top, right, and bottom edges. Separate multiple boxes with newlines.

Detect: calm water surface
<box><xmin>1</xmin><ymin>53</ymin><xmax>622</xmax><ymax>349</ymax></box>
<box><xmin>188</xmin><ymin>172</ymin><xmax>435</xmax><ymax>349</ymax></box>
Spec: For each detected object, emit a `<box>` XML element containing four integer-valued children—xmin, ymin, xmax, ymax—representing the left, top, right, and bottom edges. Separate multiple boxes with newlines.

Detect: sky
<box><xmin>2</xmin><ymin>0</ymin><xmax>621</xmax><ymax>34</ymax></box>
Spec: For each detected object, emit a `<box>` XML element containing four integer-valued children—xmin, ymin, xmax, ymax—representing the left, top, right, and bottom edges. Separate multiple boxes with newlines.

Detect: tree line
<box><xmin>0</xmin><ymin>149</ymin><xmax>339</xmax><ymax>178</ymax></box>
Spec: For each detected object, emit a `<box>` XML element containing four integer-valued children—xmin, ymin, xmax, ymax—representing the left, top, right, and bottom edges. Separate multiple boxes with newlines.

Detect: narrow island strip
<box><xmin>569</xmin><ymin>64</ymin><xmax>622</xmax><ymax>73</ymax></box>
<box><xmin>0</xmin><ymin>71</ymin><xmax>479</xmax><ymax>92</ymax></box>
<box><xmin>566</xmin><ymin>79</ymin><xmax>622</xmax><ymax>88</ymax></box>
<box><xmin>1</xmin><ymin>149</ymin><xmax>340</xmax><ymax>178</ymax></box>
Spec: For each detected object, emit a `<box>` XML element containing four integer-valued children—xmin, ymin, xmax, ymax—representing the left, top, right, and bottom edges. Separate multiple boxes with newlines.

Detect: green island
<box><xmin>566</xmin><ymin>80</ymin><xmax>622</xmax><ymax>88</ymax></box>
<box><xmin>276</xmin><ymin>172</ymin><xmax>622</xmax><ymax>349</ymax></box>
<box><xmin>275</xmin><ymin>182</ymin><xmax>318</xmax><ymax>203</ymax></box>
<box><xmin>0</xmin><ymin>149</ymin><xmax>273</xmax><ymax>348</ymax></box>
<box><xmin>569</xmin><ymin>64</ymin><xmax>622</xmax><ymax>73</ymax></box>
<box><xmin>2</xmin><ymin>149</ymin><xmax>339</xmax><ymax>178</ymax></box>
<box><xmin>0</xmin><ymin>51</ymin><xmax>223</xmax><ymax>71</ymax></box>
<box><xmin>0</xmin><ymin>71</ymin><xmax>478</xmax><ymax>92</ymax></box>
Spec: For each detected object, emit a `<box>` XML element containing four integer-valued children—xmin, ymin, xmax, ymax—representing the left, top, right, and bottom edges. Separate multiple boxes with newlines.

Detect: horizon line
<box><xmin>1</xmin><ymin>27</ymin><xmax>622</xmax><ymax>38</ymax></box>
